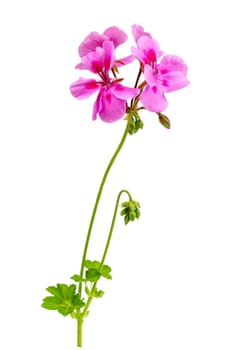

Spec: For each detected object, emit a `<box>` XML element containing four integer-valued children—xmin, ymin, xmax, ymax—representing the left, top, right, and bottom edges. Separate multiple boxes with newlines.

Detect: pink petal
<box><xmin>131</xmin><ymin>46</ymin><xmax>147</xmax><ymax>64</ymax></box>
<box><xmin>70</xmin><ymin>78</ymin><xmax>99</xmax><ymax>99</ymax></box>
<box><xmin>140</xmin><ymin>85</ymin><xmax>168</xmax><ymax>112</ymax></box>
<box><xmin>160</xmin><ymin>71</ymin><xmax>189</xmax><ymax>92</ymax></box>
<box><xmin>132</xmin><ymin>24</ymin><xmax>151</xmax><ymax>43</ymax></box>
<box><xmin>159</xmin><ymin>55</ymin><xmax>188</xmax><ymax>75</ymax></box>
<box><xmin>76</xmin><ymin>49</ymin><xmax>104</xmax><ymax>73</ymax></box>
<box><xmin>76</xmin><ymin>41</ymin><xmax>115</xmax><ymax>73</ymax></box>
<box><xmin>103</xmin><ymin>26</ymin><xmax>128</xmax><ymax>48</ymax></box>
<box><xmin>92</xmin><ymin>91</ymin><xmax>102</xmax><ymax>120</ymax></box>
<box><xmin>115</xmin><ymin>54</ymin><xmax>135</xmax><ymax>67</ymax></box>
<box><xmin>132</xmin><ymin>36</ymin><xmax>163</xmax><ymax>65</ymax></box>
<box><xmin>75</xmin><ymin>53</ymin><xmax>104</xmax><ymax>71</ymax></box>
<box><xmin>143</xmin><ymin>65</ymin><xmax>156</xmax><ymax>87</ymax></box>
<box><xmin>78</xmin><ymin>31</ymin><xmax>107</xmax><ymax>57</ymax></box>
<box><xmin>75</xmin><ymin>61</ymin><xmax>88</xmax><ymax>70</ymax></box>
<box><xmin>111</xmin><ymin>83</ymin><xmax>139</xmax><ymax>99</ymax></box>
<box><xmin>102</xmin><ymin>41</ymin><xmax>115</xmax><ymax>71</ymax></box>
<box><xmin>98</xmin><ymin>88</ymin><xmax>126</xmax><ymax>122</ymax></box>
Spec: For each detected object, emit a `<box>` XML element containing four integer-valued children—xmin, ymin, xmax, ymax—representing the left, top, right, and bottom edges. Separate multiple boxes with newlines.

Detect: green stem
<box><xmin>78</xmin><ymin>121</ymin><xmax>129</xmax><ymax>296</ymax></box>
<box><xmin>77</xmin><ymin>318</ymin><xmax>83</xmax><ymax>347</ymax></box>
<box><xmin>78</xmin><ymin>189</ymin><xmax>132</xmax><ymax>332</ymax></box>
<box><xmin>100</xmin><ymin>189</ymin><xmax>132</xmax><ymax>266</ymax></box>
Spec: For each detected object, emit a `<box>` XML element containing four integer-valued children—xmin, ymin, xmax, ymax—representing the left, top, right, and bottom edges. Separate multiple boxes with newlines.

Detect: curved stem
<box><xmin>79</xmin><ymin>189</ymin><xmax>132</xmax><ymax>324</ymax></box>
<box><xmin>78</xmin><ymin>122</ymin><xmax>129</xmax><ymax>296</ymax></box>
<box><xmin>100</xmin><ymin>189</ymin><xmax>132</xmax><ymax>266</ymax></box>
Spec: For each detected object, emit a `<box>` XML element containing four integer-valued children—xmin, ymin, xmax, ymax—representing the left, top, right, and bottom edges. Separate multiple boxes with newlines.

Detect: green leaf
<box><xmin>85</xmin><ymin>268</ymin><xmax>101</xmax><ymax>282</ymax></box>
<box><xmin>42</xmin><ymin>296</ymin><xmax>62</xmax><ymax>310</ymax></box>
<box><xmin>84</xmin><ymin>260</ymin><xmax>112</xmax><ymax>280</ymax></box>
<box><xmin>46</xmin><ymin>286</ymin><xmax>62</xmax><ymax>298</ymax></box>
<box><xmin>84</xmin><ymin>260</ymin><xmax>100</xmax><ymax>269</ymax></box>
<box><xmin>41</xmin><ymin>283</ymin><xmax>85</xmax><ymax>317</ymax></box>
<box><xmin>100</xmin><ymin>265</ymin><xmax>112</xmax><ymax>280</ymax></box>
<box><xmin>70</xmin><ymin>274</ymin><xmax>83</xmax><ymax>282</ymax></box>
<box><xmin>73</xmin><ymin>293</ymin><xmax>85</xmax><ymax>307</ymax></box>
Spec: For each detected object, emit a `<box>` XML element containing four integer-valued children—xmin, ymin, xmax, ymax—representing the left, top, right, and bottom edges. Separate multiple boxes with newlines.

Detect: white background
<box><xmin>0</xmin><ymin>1</ymin><xmax>233</xmax><ymax>349</ymax></box>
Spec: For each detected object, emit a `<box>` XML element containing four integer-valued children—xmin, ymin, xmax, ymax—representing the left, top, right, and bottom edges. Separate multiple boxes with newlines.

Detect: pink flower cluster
<box><xmin>70</xmin><ymin>25</ymin><xmax>189</xmax><ymax>123</ymax></box>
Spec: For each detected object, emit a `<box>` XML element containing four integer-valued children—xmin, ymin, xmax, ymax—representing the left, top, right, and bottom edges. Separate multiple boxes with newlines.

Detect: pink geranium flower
<box><xmin>132</xmin><ymin>25</ymin><xmax>189</xmax><ymax>112</ymax></box>
<box><xmin>70</xmin><ymin>41</ymin><xmax>139</xmax><ymax>122</ymax></box>
<box><xmin>78</xmin><ymin>26</ymin><xmax>128</xmax><ymax>57</ymax></box>
<box><xmin>78</xmin><ymin>26</ymin><xmax>133</xmax><ymax>67</ymax></box>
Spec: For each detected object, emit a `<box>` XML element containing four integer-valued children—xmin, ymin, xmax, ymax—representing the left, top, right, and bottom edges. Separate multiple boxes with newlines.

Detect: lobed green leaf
<box><xmin>41</xmin><ymin>283</ymin><xmax>85</xmax><ymax>317</ymax></box>
<box><xmin>70</xmin><ymin>274</ymin><xmax>83</xmax><ymax>282</ymax></box>
<box><xmin>100</xmin><ymin>265</ymin><xmax>112</xmax><ymax>279</ymax></box>
<box><xmin>85</xmin><ymin>268</ymin><xmax>101</xmax><ymax>282</ymax></box>
<box><xmin>84</xmin><ymin>260</ymin><xmax>112</xmax><ymax>280</ymax></box>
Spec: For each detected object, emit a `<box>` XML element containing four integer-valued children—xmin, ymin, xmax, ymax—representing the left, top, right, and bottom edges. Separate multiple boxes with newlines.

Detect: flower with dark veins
<box><xmin>70</xmin><ymin>41</ymin><xmax>139</xmax><ymax>122</ymax></box>
<box><xmin>132</xmin><ymin>24</ymin><xmax>189</xmax><ymax>112</ymax></box>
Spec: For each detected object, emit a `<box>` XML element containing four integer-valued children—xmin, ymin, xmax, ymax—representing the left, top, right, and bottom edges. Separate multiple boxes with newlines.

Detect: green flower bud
<box><xmin>135</xmin><ymin>208</ymin><xmax>141</xmax><ymax>218</ymax></box>
<box><xmin>129</xmin><ymin>211</ymin><xmax>136</xmax><ymax>221</ymax></box>
<box><xmin>124</xmin><ymin>215</ymin><xmax>130</xmax><ymax>225</ymax></box>
<box><xmin>120</xmin><ymin>207</ymin><xmax>128</xmax><ymax>216</ymax></box>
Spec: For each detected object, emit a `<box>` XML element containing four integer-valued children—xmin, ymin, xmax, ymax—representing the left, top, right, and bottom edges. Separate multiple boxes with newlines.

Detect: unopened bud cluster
<box><xmin>120</xmin><ymin>200</ymin><xmax>141</xmax><ymax>225</ymax></box>
<box><xmin>127</xmin><ymin>111</ymin><xmax>144</xmax><ymax>135</ymax></box>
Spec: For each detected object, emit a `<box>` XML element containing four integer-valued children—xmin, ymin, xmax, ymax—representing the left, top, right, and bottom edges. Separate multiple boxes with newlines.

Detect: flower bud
<box><xmin>135</xmin><ymin>208</ymin><xmax>141</xmax><ymax>218</ymax></box>
<box><xmin>129</xmin><ymin>211</ymin><xmax>136</xmax><ymax>221</ymax></box>
<box><xmin>158</xmin><ymin>113</ymin><xmax>171</xmax><ymax>129</ymax></box>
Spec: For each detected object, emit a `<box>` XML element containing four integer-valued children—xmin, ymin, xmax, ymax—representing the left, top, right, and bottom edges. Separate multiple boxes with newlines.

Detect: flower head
<box><xmin>70</xmin><ymin>41</ymin><xmax>139</xmax><ymax>122</ymax></box>
<box><xmin>132</xmin><ymin>25</ymin><xmax>189</xmax><ymax>112</ymax></box>
<box><xmin>77</xmin><ymin>26</ymin><xmax>133</xmax><ymax>68</ymax></box>
<box><xmin>78</xmin><ymin>26</ymin><xmax>128</xmax><ymax>57</ymax></box>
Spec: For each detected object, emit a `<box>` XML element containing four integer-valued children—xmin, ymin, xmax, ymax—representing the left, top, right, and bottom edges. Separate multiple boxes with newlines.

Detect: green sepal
<box><xmin>93</xmin><ymin>288</ymin><xmax>105</xmax><ymax>298</ymax></box>
<box><xmin>85</xmin><ymin>285</ymin><xmax>91</xmax><ymax>296</ymax></box>
<box><xmin>84</xmin><ymin>284</ymin><xmax>105</xmax><ymax>298</ymax></box>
